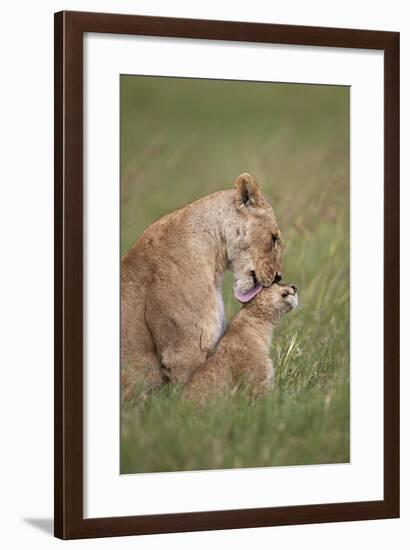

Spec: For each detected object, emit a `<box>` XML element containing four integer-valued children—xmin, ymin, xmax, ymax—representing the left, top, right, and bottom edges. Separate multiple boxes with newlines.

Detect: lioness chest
<box><xmin>201</xmin><ymin>284</ymin><xmax>226</xmax><ymax>354</ymax></box>
<box><xmin>213</xmin><ymin>286</ymin><xmax>226</xmax><ymax>347</ymax></box>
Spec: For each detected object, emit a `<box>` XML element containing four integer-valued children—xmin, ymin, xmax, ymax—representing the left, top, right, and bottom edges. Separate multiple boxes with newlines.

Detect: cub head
<box><xmin>240</xmin><ymin>282</ymin><xmax>298</xmax><ymax>318</ymax></box>
<box><xmin>226</xmin><ymin>173</ymin><xmax>283</xmax><ymax>303</ymax></box>
<box><xmin>268</xmin><ymin>283</ymin><xmax>298</xmax><ymax>313</ymax></box>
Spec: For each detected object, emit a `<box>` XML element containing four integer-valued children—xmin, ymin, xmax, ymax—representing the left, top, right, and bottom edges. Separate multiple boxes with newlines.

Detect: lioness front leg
<box><xmin>145</xmin><ymin>287</ymin><xmax>222</xmax><ymax>386</ymax></box>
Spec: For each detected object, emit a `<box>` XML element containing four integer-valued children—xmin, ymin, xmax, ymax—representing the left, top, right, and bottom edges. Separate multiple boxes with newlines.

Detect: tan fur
<box><xmin>121</xmin><ymin>173</ymin><xmax>283</xmax><ymax>398</ymax></box>
<box><xmin>182</xmin><ymin>284</ymin><xmax>298</xmax><ymax>404</ymax></box>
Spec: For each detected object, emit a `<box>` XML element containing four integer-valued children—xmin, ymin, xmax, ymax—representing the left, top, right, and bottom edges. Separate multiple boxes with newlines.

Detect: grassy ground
<box><xmin>120</xmin><ymin>76</ymin><xmax>350</xmax><ymax>474</ymax></box>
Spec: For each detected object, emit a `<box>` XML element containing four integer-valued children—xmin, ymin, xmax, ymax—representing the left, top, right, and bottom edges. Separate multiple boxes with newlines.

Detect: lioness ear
<box><xmin>234</xmin><ymin>173</ymin><xmax>262</xmax><ymax>208</ymax></box>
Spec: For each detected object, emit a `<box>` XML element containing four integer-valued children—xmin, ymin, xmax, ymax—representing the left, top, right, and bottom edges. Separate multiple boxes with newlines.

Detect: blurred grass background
<box><xmin>120</xmin><ymin>76</ymin><xmax>350</xmax><ymax>473</ymax></box>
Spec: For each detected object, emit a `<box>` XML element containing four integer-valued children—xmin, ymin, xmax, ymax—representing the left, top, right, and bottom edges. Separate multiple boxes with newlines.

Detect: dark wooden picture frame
<box><xmin>54</xmin><ymin>10</ymin><xmax>400</xmax><ymax>539</ymax></box>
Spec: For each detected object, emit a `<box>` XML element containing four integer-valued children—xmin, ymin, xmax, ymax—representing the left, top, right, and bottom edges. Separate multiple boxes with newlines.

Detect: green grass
<box><xmin>120</xmin><ymin>76</ymin><xmax>350</xmax><ymax>473</ymax></box>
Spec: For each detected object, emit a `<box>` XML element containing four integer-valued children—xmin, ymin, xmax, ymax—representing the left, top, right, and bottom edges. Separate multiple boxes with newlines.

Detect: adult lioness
<box><xmin>121</xmin><ymin>173</ymin><xmax>283</xmax><ymax>396</ymax></box>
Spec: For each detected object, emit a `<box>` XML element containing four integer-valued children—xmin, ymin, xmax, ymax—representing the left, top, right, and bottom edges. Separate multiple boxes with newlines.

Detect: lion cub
<box><xmin>182</xmin><ymin>283</ymin><xmax>298</xmax><ymax>404</ymax></box>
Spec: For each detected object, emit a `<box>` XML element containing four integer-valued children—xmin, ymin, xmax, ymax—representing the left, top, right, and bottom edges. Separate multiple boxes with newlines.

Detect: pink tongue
<box><xmin>234</xmin><ymin>283</ymin><xmax>263</xmax><ymax>303</ymax></box>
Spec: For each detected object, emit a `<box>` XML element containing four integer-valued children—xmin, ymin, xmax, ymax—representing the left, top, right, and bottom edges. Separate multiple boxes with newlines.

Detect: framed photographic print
<box><xmin>54</xmin><ymin>11</ymin><xmax>400</xmax><ymax>539</ymax></box>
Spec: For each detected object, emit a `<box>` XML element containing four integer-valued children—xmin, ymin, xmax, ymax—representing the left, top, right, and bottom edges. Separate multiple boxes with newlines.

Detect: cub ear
<box><xmin>234</xmin><ymin>173</ymin><xmax>262</xmax><ymax>208</ymax></box>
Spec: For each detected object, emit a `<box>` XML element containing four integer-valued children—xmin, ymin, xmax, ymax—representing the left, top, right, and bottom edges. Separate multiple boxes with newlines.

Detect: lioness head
<box><xmin>226</xmin><ymin>173</ymin><xmax>283</xmax><ymax>303</ymax></box>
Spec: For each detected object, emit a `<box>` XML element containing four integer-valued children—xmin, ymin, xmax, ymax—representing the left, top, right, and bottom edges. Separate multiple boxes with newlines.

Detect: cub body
<box><xmin>182</xmin><ymin>283</ymin><xmax>298</xmax><ymax>404</ymax></box>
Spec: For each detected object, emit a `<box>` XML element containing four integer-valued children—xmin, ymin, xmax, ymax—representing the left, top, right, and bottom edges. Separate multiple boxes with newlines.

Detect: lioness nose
<box><xmin>290</xmin><ymin>284</ymin><xmax>297</xmax><ymax>293</ymax></box>
<box><xmin>274</xmin><ymin>272</ymin><xmax>282</xmax><ymax>283</ymax></box>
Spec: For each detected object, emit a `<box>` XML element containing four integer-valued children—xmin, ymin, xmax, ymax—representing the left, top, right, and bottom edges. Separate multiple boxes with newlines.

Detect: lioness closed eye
<box><xmin>182</xmin><ymin>283</ymin><xmax>298</xmax><ymax>404</ymax></box>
